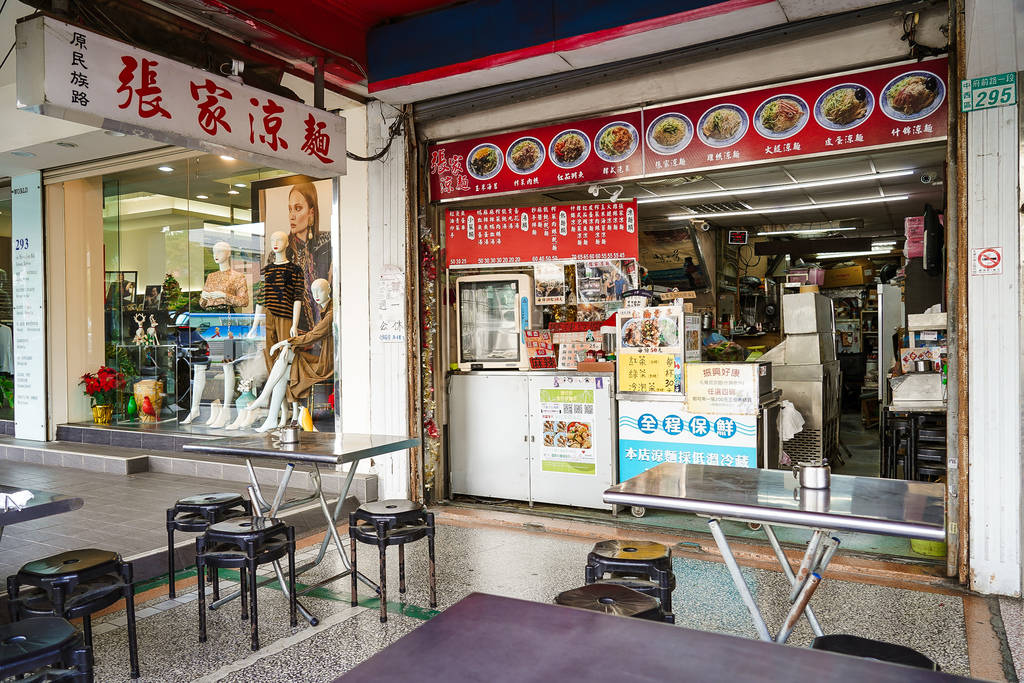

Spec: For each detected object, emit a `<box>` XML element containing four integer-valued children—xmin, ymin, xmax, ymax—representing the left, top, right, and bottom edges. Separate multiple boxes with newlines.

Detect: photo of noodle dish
<box><xmin>594</xmin><ymin>121</ymin><xmax>639</xmax><ymax>162</ymax></box>
<box><xmin>753</xmin><ymin>94</ymin><xmax>809</xmax><ymax>139</ymax></box>
<box><xmin>548</xmin><ymin>129</ymin><xmax>591</xmax><ymax>169</ymax></box>
<box><xmin>697</xmin><ymin>104</ymin><xmax>749</xmax><ymax>148</ymax></box>
<box><xmin>505</xmin><ymin>136</ymin><xmax>545</xmax><ymax>174</ymax></box>
<box><xmin>466</xmin><ymin>143</ymin><xmax>503</xmax><ymax>180</ymax></box>
<box><xmin>646</xmin><ymin>112</ymin><xmax>693</xmax><ymax>155</ymax></box>
<box><xmin>880</xmin><ymin>71</ymin><xmax>944</xmax><ymax>121</ymax></box>
<box><xmin>620</xmin><ymin>316</ymin><xmax>678</xmax><ymax>350</ymax></box>
<box><xmin>814</xmin><ymin>83</ymin><xmax>874</xmax><ymax>130</ymax></box>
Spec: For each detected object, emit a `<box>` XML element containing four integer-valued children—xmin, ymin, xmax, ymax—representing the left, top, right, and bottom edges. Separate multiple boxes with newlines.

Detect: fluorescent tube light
<box><xmin>638</xmin><ymin>169</ymin><xmax>914</xmax><ymax>205</ymax></box>
<box><xmin>667</xmin><ymin>194</ymin><xmax>909</xmax><ymax>221</ymax></box>
<box><xmin>815</xmin><ymin>249</ymin><xmax>896</xmax><ymax>258</ymax></box>
<box><xmin>759</xmin><ymin>226</ymin><xmax>858</xmax><ymax>236</ymax></box>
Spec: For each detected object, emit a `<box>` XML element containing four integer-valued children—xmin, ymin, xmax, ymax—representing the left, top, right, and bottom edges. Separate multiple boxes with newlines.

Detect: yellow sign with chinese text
<box><xmin>618</xmin><ymin>353</ymin><xmax>676</xmax><ymax>393</ymax></box>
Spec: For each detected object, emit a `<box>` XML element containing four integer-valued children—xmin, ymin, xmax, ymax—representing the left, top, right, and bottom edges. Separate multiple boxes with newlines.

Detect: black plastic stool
<box><xmin>556</xmin><ymin>583</ymin><xmax>664</xmax><ymax>621</ymax></box>
<box><xmin>167</xmin><ymin>493</ymin><xmax>251</xmax><ymax>598</ymax></box>
<box><xmin>811</xmin><ymin>634</ymin><xmax>938</xmax><ymax>670</ymax></box>
<box><xmin>196</xmin><ymin>516</ymin><xmax>297</xmax><ymax>651</ymax></box>
<box><xmin>349</xmin><ymin>500</ymin><xmax>437</xmax><ymax>623</ymax></box>
<box><xmin>585</xmin><ymin>539</ymin><xmax>675</xmax><ymax>623</ymax></box>
<box><xmin>0</xmin><ymin>617</ymin><xmax>91</xmax><ymax>682</ymax></box>
<box><xmin>7</xmin><ymin>548</ymin><xmax>139</xmax><ymax>679</ymax></box>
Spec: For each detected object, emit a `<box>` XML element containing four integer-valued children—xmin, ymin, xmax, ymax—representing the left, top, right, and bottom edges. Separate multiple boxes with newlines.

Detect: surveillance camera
<box><xmin>920</xmin><ymin>172</ymin><xmax>938</xmax><ymax>184</ymax></box>
<box><xmin>692</xmin><ymin>220</ymin><xmax>710</xmax><ymax>232</ymax></box>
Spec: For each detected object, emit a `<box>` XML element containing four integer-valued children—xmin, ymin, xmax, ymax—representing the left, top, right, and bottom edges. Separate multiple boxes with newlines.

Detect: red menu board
<box><xmin>431</xmin><ymin>111</ymin><xmax>644</xmax><ymax>202</ymax></box>
<box><xmin>428</xmin><ymin>57</ymin><xmax>947</xmax><ymax>202</ymax></box>
<box><xmin>445</xmin><ymin>201</ymin><xmax>638</xmax><ymax>267</ymax></box>
<box><xmin>642</xmin><ymin>57</ymin><xmax>948</xmax><ymax>176</ymax></box>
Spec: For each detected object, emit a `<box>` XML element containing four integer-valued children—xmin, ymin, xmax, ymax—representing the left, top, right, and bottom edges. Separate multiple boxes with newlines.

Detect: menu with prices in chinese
<box><xmin>618</xmin><ymin>353</ymin><xmax>677</xmax><ymax>393</ymax></box>
<box><xmin>537</xmin><ymin>387</ymin><xmax>597</xmax><ymax>475</ymax></box>
<box><xmin>618</xmin><ymin>399</ymin><xmax>758</xmax><ymax>480</ymax></box>
<box><xmin>684</xmin><ymin>363</ymin><xmax>760</xmax><ymax>415</ymax></box>
<box><xmin>445</xmin><ymin>202</ymin><xmax>638</xmax><ymax>267</ymax></box>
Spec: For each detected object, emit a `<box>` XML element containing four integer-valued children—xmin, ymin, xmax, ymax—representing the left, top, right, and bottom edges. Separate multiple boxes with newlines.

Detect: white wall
<box><xmin>964</xmin><ymin>0</ymin><xmax>1024</xmax><ymax>597</ymax></box>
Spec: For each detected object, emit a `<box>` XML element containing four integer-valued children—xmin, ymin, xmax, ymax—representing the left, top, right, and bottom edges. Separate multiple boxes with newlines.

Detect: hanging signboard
<box><xmin>430</xmin><ymin>110</ymin><xmax>644</xmax><ymax>202</ymax></box>
<box><xmin>618</xmin><ymin>400</ymin><xmax>757</xmax><ymax>481</ymax></box>
<box><xmin>428</xmin><ymin>57</ymin><xmax>947</xmax><ymax>202</ymax></box>
<box><xmin>16</xmin><ymin>16</ymin><xmax>345</xmax><ymax>178</ymax></box>
<box><xmin>445</xmin><ymin>201</ymin><xmax>637</xmax><ymax>267</ymax></box>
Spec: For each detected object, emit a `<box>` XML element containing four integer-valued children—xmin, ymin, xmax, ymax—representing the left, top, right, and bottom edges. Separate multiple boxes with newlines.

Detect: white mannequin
<box><xmin>181</xmin><ymin>242</ymin><xmax>247</xmax><ymax>426</ymax></box>
<box><xmin>226</xmin><ymin>231</ymin><xmax>301</xmax><ymax>430</ymax></box>
<box><xmin>241</xmin><ymin>279</ymin><xmax>330</xmax><ymax>432</ymax></box>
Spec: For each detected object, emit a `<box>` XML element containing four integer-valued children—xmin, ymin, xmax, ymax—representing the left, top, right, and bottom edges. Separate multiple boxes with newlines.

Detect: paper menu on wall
<box><xmin>617</xmin><ymin>353</ymin><xmax>677</xmax><ymax>393</ymax></box>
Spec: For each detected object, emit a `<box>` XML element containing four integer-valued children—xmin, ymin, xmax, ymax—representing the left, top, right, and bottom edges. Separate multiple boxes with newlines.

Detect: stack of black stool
<box><xmin>7</xmin><ymin>548</ymin><xmax>140</xmax><ymax>679</ymax></box>
<box><xmin>167</xmin><ymin>492</ymin><xmax>252</xmax><ymax>598</ymax></box>
<box><xmin>584</xmin><ymin>539</ymin><xmax>675</xmax><ymax>623</ymax></box>
<box><xmin>349</xmin><ymin>500</ymin><xmax>437</xmax><ymax>623</ymax></box>
<box><xmin>0</xmin><ymin>617</ymin><xmax>92</xmax><ymax>682</ymax></box>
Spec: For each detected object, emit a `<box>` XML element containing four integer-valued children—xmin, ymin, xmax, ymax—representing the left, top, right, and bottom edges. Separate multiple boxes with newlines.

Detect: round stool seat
<box><xmin>596</xmin><ymin>570</ymin><xmax>677</xmax><ymax>594</ymax></box>
<box><xmin>207</xmin><ymin>516</ymin><xmax>285</xmax><ymax>537</ymax></box>
<box><xmin>590</xmin><ymin>540</ymin><xmax>671</xmax><ymax>563</ymax></box>
<box><xmin>177</xmin><ymin>492</ymin><xmax>245</xmax><ymax>507</ymax></box>
<box><xmin>15</xmin><ymin>575</ymin><xmax>129</xmax><ymax>620</ymax></box>
<box><xmin>555</xmin><ymin>584</ymin><xmax>663</xmax><ymax>621</ymax></box>
<box><xmin>20</xmin><ymin>549</ymin><xmax>118</xmax><ymax>578</ymax></box>
<box><xmin>0</xmin><ymin>616</ymin><xmax>79</xmax><ymax>657</ymax></box>
<box><xmin>811</xmin><ymin>634</ymin><xmax>937</xmax><ymax>670</ymax></box>
<box><xmin>359</xmin><ymin>499</ymin><xmax>420</xmax><ymax>516</ymax></box>
<box><xmin>351</xmin><ymin>520</ymin><xmax>429</xmax><ymax>547</ymax></box>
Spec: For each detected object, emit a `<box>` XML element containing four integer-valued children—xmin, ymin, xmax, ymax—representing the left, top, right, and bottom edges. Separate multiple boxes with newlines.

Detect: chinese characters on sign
<box><xmin>618</xmin><ymin>400</ymin><xmax>757</xmax><ymax>479</ymax></box>
<box><xmin>537</xmin><ymin>388</ymin><xmax>597</xmax><ymax>475</ymax></box>
<box><xmin>684</xmin><ymin>363</ymin><xmax>759</xmax><ymax>415</ymax></box>
<box><xmin>618</xmin><ymin>354</ymin><xmax>676</xmax><ymax>393</ymax></box>
<box><xmin>18</xmin><ymin>17</ymin><xmax>346</xmax><ymax>178</ymax></box>
<box><xmin>445</xmin><ymin>202</ymin><xmax>638</xmax><ymax>267</ymax></box>
<box><xmin>428</xmin><ymin>57</ymin><xmax>947</xmax><ymax>202</ymax></box>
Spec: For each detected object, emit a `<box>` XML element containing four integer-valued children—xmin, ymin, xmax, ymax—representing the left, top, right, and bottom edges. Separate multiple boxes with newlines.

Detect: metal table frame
<box><xmin>604</xmin><ymin>462</ymin><xmax>945</xmax><ymax>643</ymax></box>
<box><xmin>183</xmin><ymin>432</ymin><xmax>420</xmax><ymax>625</ymax></box>
<box><xmin>0</xmin><ymin>486</ymin><xmax>84</xmax><ymax>543</ymax></box>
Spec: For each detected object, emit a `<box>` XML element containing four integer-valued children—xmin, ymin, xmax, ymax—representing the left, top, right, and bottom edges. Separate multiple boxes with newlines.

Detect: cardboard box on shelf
<box><xmin>823</xmin><ymin>259</ymin><xmax>875</xmax><ymax>288</ymax></box>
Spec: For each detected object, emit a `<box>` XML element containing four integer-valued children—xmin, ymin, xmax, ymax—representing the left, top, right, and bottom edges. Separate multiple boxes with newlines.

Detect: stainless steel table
<box><xmin>603</xmin><ymin>463</ymin><xmax>945</xmax><ymax>643</ymax></box>
<box><xmin>337</xmin><ymin>593</ymin><xmax>969</xmax><ymax>683</ymax></box>
<box><xmin>0</xmin><ymin>485</ymin><xmax>83</xmax><ymax>541</ymax></box>
<box><xmin>183</xmin><ymin>432</ymin><xmax>419</xmax><ymax>625</ymax></box>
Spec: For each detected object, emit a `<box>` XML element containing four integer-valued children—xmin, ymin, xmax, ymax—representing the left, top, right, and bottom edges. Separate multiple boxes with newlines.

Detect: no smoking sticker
<box><xmin>972</xmin><ymin>247</ymin><xmax>1002</xmax><ymax>275</ymax></box>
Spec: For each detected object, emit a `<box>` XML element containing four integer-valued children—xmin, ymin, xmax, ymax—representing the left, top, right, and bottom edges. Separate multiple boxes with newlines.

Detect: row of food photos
<box><xmin>466</xmin><ymin>70</ymin><xmax>943</xmax><ymax>181</ymax></box>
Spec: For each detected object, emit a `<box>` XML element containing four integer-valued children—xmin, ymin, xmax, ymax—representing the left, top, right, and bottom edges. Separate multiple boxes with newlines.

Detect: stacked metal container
<box><xmin>774</xmin><ymin>293</ymin><xmax>841</xmax><ymax>467</ymax></box>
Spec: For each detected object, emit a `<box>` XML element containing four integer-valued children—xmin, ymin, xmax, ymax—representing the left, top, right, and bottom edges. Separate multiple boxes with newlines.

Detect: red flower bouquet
<box><xmin>79</xmin><ymin>366</ymin><xmax>125</xmax><ymax>406</ymax></box>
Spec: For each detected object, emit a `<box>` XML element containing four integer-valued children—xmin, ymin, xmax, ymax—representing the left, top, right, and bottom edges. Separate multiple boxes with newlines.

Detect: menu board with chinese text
<box><xmin>618</xmin><ymin>354</ymin><xmax>676</xmax><ymax>393</ymax></box>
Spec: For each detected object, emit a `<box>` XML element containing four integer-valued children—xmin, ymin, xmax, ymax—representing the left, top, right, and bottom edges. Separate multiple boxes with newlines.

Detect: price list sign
<box><xmin>618</xmin><ymin>353</ymin><xmax>677</xmax><ymax>393</ymax></box>
<box><xmin>445</xmin><ymin>201</ymin><xmax>638</xmax><ymax>267</ymax></box>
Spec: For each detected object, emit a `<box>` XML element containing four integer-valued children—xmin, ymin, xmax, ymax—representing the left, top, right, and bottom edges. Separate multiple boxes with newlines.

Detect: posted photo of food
<box><xmin>617</xmin><ymin>305</ymin><xmax>684</xmax><ymax>355</ymax></box>
<box><xmin>534</xmin><ymin>263</ymin><xmax>566</xmax><ymax>305</ymax></box>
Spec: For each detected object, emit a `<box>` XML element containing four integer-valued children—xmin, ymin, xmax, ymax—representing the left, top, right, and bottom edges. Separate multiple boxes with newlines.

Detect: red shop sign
<box><xmin>445</xmin><ymin>201</ymin><xmax>638</xmax><ymax>268</ymax></box>
<box><xmin>431</xmin><ymin>111</ymin><xmax>644</xmax><ymax>202</ymax></box>
<box><xmin>429</xmin><ymin>57</ymin><xmax>947</xmax><ymax>202</ymax></box>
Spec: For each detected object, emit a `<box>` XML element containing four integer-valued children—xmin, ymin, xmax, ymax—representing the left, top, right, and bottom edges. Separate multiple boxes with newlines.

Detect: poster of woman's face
<box><xmin>258</xmin><ymin>177</ymin><xmax>334</xmax><ymax>333</ymax></box>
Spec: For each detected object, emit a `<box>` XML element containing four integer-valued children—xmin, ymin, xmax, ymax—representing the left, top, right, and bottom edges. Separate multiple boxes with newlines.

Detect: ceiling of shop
<box><xmin>456</xmin><ymin>142</ymin><xmax>947</xmax><ymax>259</ymax></box>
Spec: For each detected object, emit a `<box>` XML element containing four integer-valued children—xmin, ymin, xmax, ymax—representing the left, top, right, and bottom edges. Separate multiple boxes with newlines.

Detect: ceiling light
<box><xmin>158</xmin><ymin>166</ymin><xmax>174</xmax><ymax>172</ymax></box>
<box><xmin>639</xmin><ymin>169</ymin><xmax>915</xmax><ymax>205</ymax></box>
<box><xmin>759</xmin><ymin>226</ymin><xmax>858</xmax><ymax>236</ymax></box>
<box><xmin>54</xmin><ymin>141</ymin><xmax>78</xmax><ymax>148</ymax></box>
<box><xmin>815</xmin><ymin>249</ymin><xmax>896</xmax><ymax>259</ymax></box>
<box><xmin>196</xmin><ymin>194</ymin><xmax>209</xmax><ymax>199</ymax></box>
<box><xmin>10</xmin><ymin>151</ymin><xmax>35</xmax><ymax>158</ymax></box>
<box><xmin>234</xmin><ymin>183</ymin><xmax>246</xmax><ymax>188</ymax></box>
<box><xmin>220</xmin><ymin>155</ymin><xmax>235</xmax><ymax>161</ymax></box>
<box><xmin>872</xmin><ymin>240</ymin><xmax>898</xmax><ymax>246</ymax></box>
<box><xmin>104</xmin><ymin>130</ymin><xmax>127</xmax><ymax>137</ymax></box>
<box><xmin>667</xmin><ymin>195</ymin><xmax>910</xmax><ymax>221</ymax></box>
<box><xmin>228</xmin><ymin>190</ymin><xmax>239</xmax><ymax>195</ymax></box>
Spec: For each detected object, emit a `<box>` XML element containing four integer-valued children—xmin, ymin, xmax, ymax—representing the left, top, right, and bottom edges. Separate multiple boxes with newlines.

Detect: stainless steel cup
<box><xmin>279</xmin><ymin>426</ymin><xmax>301</xmax><ymax>444</ymax></box>
<box><xmin>792</xmin><ymin>464</ymin><xmax>830</xmax><ymax>489</ymax></box>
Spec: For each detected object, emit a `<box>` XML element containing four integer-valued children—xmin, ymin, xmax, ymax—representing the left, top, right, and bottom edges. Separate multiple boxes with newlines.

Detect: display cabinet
<box><xmin>114</xmin><ymin>344</ymin><xmax>177</xmax><ymax>424</ymax></box>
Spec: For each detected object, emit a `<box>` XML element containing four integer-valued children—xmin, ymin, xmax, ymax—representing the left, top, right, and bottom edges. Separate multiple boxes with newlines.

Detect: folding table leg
<box><xmin>707</xmin><ymin>519</ymin><xmax>772</xmax><ymax>642</ymax></box>
<box><xmin>763</xmin><ymin>525</ymin><xmax>823</xmax><ymax>637</ymax></box>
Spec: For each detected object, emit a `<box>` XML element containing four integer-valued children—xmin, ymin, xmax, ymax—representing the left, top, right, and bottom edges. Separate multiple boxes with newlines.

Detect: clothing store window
<box><xmin>99</xmin><ymin>154</ymin><xmax>318</xmax><ymax>431</ymax></box>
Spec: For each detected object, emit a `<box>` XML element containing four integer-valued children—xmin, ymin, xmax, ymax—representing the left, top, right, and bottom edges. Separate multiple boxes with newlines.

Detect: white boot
<box><xmin>210</xmin><ymin>406</ymin><xmax>232</xmax><ymax>428</ymax></box>
<box><xmin>204</xmin><ymin>400</ymin><xmax>223</xmax><ymax>426</ymax></box>
<box><xmin>180</xmin><ymin>407</ymin><xmax>202</xmax><ymax>425</ymax></box>
<box><xmin>225</xmin><ymin>408</ymin><xmax>250</xmax><ymax>431</ymax></box>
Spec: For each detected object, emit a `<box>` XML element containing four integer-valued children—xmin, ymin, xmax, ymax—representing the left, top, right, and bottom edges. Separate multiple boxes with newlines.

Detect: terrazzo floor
<box><xmin>81</xmin><ymin>522</ymin><xmax>992</xmax><ymax>682</ymax></box>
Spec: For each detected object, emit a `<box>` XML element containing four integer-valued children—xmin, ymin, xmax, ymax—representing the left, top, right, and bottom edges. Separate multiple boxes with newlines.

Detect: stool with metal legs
<box><xmin>0</xmin><ymin>617</ymin><xmax>91</xmax><ymax>682</ymax></box>
<box><xmin>349</xmin><ymin>500</ymin><xmax>437</xmax><ymax>623</ymax></box>
<box><xmin>167</xmin><ymin>493</ymin><xmax>251</xmax><ymax>598</ymax></box>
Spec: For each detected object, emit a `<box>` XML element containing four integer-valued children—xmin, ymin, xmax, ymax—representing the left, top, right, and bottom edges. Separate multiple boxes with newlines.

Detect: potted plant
<box><xmin>79</xmin><ymin>366</ymin><xmax>125</xmax><ymax>424</ymax></box>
